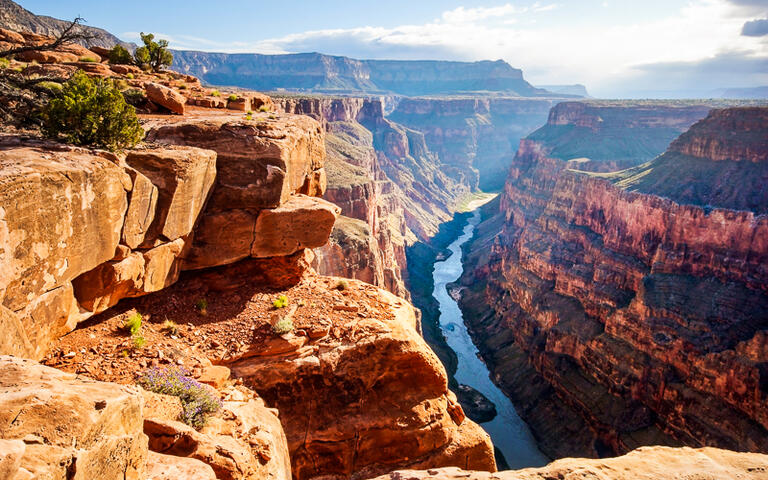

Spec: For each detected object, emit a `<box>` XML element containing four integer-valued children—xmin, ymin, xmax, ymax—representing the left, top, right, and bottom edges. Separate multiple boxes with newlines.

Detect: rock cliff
<box><xmin>275</xmin><ymin>96</ymin><xmax>470</xmax><ymax>298</ymax></box>
<box><xmin>171</xmin><ymin>52</ymin><xmax>545</xmax><ymax>97</ymax></box>
<box><xmin>388</xmin><ymin>98</ymin><xmax>556</xmax><ymax>190</ymax></box>
<box><xmin>459</xmin><ymin>106</ymin><xmax>768</xmax><ymax>459</ymax></box>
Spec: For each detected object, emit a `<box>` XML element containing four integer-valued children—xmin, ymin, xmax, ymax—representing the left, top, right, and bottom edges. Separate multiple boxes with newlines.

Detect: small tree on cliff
<box><xmin>108</xmin><ymin>44</ymin><xmax>134</xmax><ymax>65</ymax></box>
<box><xmin>134</xmin><ymin>33</ymin><xmax>173</xmax><ymax>72</ymax></box>
<box><xmin>42</xmin><ymin>70</ymin><xmax>144</xmax><ymax>151</ymax></box>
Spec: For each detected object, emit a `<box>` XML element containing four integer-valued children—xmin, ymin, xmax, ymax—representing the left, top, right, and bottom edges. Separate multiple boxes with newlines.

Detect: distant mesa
<box><xmin>535</xmin><ymin>84</ymin><xmax>591</xmax><ymax>97</ymax></box>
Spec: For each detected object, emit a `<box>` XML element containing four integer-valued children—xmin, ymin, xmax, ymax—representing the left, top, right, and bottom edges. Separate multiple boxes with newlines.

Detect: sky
<box><xmin>17</xmin><ymin>0</ymin><xmax>768</xmax><ymax>98</ymax></box>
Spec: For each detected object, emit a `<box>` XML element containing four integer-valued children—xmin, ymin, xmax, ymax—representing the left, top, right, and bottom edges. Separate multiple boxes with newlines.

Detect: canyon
<box><xmin>459</xmin><ymin>103</ymin><xmax>768</xmax><ymax>460</ymax></box>
<box><xmin>1</xmin><ymin>2</ymin><xmax>768</xmax><ymax>478</ymax></box>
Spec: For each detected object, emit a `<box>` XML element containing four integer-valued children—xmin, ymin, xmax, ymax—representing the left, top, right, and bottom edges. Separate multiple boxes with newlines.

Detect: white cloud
<box><xmin>150</xmin><ymin>0</ymin><xmax>768</xmax><ymax>97</ymax></box>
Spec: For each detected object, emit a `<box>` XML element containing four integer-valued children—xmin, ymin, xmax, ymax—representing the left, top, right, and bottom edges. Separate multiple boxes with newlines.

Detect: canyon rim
<box><xmin>0</xmin><ymin>1</ymin><xmax>767</xmax><ymax>479</ymax></box>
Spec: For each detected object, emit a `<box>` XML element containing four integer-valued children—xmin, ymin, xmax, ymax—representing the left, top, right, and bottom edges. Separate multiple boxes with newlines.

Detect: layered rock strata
<box><xmin>275</xmin><ymin>96</ymin><xmax>470</xmax><ymax>298</ymax></box>
<box><xmin>459</xmin><ymin>106</ymin><xmax>768</xmax><ymax>458</ymax></box>
<box><xmin>388</xmin><ymin>98</ymin><xmax>556</xmax><ymax>190</ymax></box>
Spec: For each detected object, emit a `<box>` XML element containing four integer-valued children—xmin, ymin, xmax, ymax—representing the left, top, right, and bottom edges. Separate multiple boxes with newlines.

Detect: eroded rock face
<box><xmin>226</xmin><ymin>278</ymin><xmax>496</xmax><ymax>480</ymax></box>
<box><xmin>370</xmin><ymin>447</ymin><xmax>768</xmax><ymax>480</ymax></box>
<box><xmin>0</xmin><ymin>356</ymin><xmax>148</xmax><ymax>480</ymax></box>
<box><xmin>145</xmin><ymin>83</ymin><xmax>187</xmax><ymax>115</ymax></box>
<box><xmin>460</xmin><ymin>106</ymin><xmax>768</xmax><ymax>458</ymax></box>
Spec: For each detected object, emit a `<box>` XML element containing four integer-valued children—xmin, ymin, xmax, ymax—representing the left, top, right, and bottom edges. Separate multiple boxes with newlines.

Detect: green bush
<box><xmin>35</xmin><ymin>81</ymin><xmax>63</xmax><ymax>94</ymax></box>
<box><xmin>78</xmin><ymin>56</ymin><xmax>97</xmax><ymax>63</ymax></box>
<box><xmin>42</xmin><ymin>71</ymin><xmax>144</xmax><ymax>151</ymax></box>
<box><xmin>210</xmin><ymin>90</ymin><xmax>220</xmax><ymax>97</ymax></box>
<box><xmin>196</xmin><ymin>298</ymin><xmax>208</xmax><ymax>315</ymax></box>
<box><xmin>335</xmin><ymin>279</ymin><xmax>349</xmax><ymax>291</ymax></box>
<box><xmin>0</xmin><ymin>57</ymin><xmax>10</xmax><ymax>69</ymax></box>
<box><xmin>123</xmin><ymin>312</ymin><xmax>143</xmax><ymax>336</ymax></box>
<box><xmin>258</xmin><ymin>104</ymin><xmax>270</xmax><ymax>112</ymax></box>
<box><xmin>132</xmin><ymin>335</ymin><xmax>146</xmax><ymax>349</ymax></box>
<box><xmin>272</xmin><ymin>318</ymin><xmax>294</xmax><ymax>335</ymax></box>
<box><xmin>273</xmin><ymin>294</ymin><xmax>288</xmax><ymax>309</ymax></box>
<box><xmin>228</xmin><ymin>94</ymin><xmax>238</xmax><ymax>101</ymax></box>
<box><xmin>134</xmin><ymin>33</ymin><xmax>173</xmax><ymax>72</ymax></box>
<box><xmin>108</xmin><ymin>45</ymin><xmax>134</xmax><ymax>65</ymax></box>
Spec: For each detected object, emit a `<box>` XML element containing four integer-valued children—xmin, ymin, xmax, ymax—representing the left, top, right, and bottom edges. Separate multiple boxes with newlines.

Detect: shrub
<box><xmin>108</xmin><ymin>45</ymin><xmax>134</xmax><ymax>65</ymax></box>
<box><xmin>126</xmin><ymin>72</ymin><xmax>134</xmax><ymax>79</ymax></box>
<box><xmin>161</xmin><ymin>319</ymin><xmax>178</xmax><ymax>336</ymax></box>
<box><xmin>42</xmin><ymin>70</ymin><xmax>144</xmax><ymax>151</ymax></box>
<box><xmin>0</xmin><ymin>57</ymin><xmax>10</xmax><ymax>69</ymax></box>
<box><xmin>132</xmin><ymin>335</ymin><xmax>146</xmax><ymax>349</ymax></box>
<box><xmin>258</xmin><ymin>104</ymin><xmax>270</xmax><ymax>112</ymax></box>
<box><xmin>335</xmin><ymin>280</ymin><xmax>349</xmax><ymax>291</ymax></box>
<box><xmin>134</xmin><ymin>33</ymin><xmax>173</xmax><ymax>72</ymax></box>
<box><xmin>196</xmin><ymin>298</ymin><xmax>208</xmax><ymax>315</ymax></box>
<box><xmin>210</xmin><ymin>90</ymin><xmax>220</xmax><ymax>97</ymax></box>
<box><xmin>138</xmin><ymin>367</ymin><xmax>221</xmax><ymax>428</ymax></box>
<box><xmin>245</xmin><ymin>113</ymin><xmax>253</xmax><ymax>121</ymax></box>
<box><xmin>273</xmin><ymin>294</ymin><xmax>288</xmax><ymax>309</ymax></box>
<box><xmin>123</xmin><ymin>312</ymin><xmax>142</xmax><ymax>336</ymax></box>
<box><xmin>228</xmin><ymin>94</ymin><xmax>238</xmax><ymax>101</ymax></box>
<box><xmin>122</xmin><ymin>88</ymin><xmax>146</xmax><ymax>107</ymax></box>
<box><xmin>78</xmin><ymin>56</ymin><xmax>97</xmax><ymax>63</ymax></box>
<box><xmin>272</xmin><ymin>318</ymin><xmax>294</xmax><ymax>335</ymax></box>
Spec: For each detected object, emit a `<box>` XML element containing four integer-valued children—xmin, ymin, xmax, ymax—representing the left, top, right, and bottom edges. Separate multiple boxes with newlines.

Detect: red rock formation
<box><xmin>460</xmin><ymin>106</ymin><xmax>768</xmax><ymax>458</ymax></box>
<box><xmin>370</xmin><ymin>446</ymin><xmax>768</xmax><ymax>480</ymax></box>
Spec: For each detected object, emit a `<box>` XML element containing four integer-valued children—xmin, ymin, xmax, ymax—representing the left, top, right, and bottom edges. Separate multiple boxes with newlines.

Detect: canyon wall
<box><xmin>171</xmin><ymin>52</ymin><xmax>547</xmax><ymax>97</ymax></box>
<box><xmin>459</xmin><ymin>105</ymin><xmax>768</xmax><ymax>459</ymax></box>
<box><xmin>388</xmin><ymin>98</ymin><xmax>556</xmax><ymax>191</ymax></box>
<box><xmin>275</xmin><ymin>96</ymin><xmax>472</xmax><ymax>298</ymax></box>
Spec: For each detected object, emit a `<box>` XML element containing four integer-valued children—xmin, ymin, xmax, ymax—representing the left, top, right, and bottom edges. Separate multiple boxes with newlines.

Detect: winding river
<box><xmin>432</xmin><ymin>207</ymin><xmax>549</xmax><ymax>469</ymax></box>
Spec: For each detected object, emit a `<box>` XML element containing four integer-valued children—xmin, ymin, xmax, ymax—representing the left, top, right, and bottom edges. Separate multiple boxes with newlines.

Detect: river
<box><xmin>432</xmin><ymin>207</ymin><xmax>549</xmax><ymax>469</ymax></box>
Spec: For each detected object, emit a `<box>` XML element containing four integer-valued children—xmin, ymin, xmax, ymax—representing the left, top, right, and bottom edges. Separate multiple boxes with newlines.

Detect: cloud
<box><xmin>616</xmin><ymin>51</ymin><xmax>768</xmax><ymax>97</ymax></box>
<box><xmin>742</xmin><ymin>18</ymin><xmax>768</xmax><ymax>36</ymax></box>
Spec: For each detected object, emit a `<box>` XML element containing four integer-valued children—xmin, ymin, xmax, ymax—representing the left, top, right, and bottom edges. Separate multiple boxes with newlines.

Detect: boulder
<box><xmin>146</xmin><ymin>451</ymin><xmax>216</xmax><ymax>480</ymax></box>
<box><xmin>122</xmin><ymin>168</ymin><xmax>158</xmax><ymax>249</ymax></box>
<box><xmin>0</xmin><ymin>28</ymin><xmax>25</xmax><ymax>44</ymax></box>
<box><xmin>251</xmin><ymin>194</ymin><xmax>340</xmax><ymax>257</ymax></box>
<box><xmin>182</xmin><ymin>209</ymin><xmax>256</xmax><ymax>270</ymax></box>
<box><xmin>16</xmin><ymin>50</ymin><xmax>79</xmax><ymax>64</ymax></box>
<box><xmin>0</xmin><ymin>146</ymin><xmax>128</xmax><ymax>311</ymax></box>
<box><xmin>0</xmin><ymin>356</ymin><xmax>148</xmax><ymax>480</ymax></box>
<box><xmin>73</xmin><ymin>237</ymin><xmax>187</xmax><ymax>314</ymax></box>
<box><xmin>144</xmin><ymin>385</ymin><xmax>291</xmax><ymax>480</ymax></box>
<box><xmin>227</xmin><ymin>97</ymin><xmax>250</xmax><ymax>112</ymax></box>
<box><xmin>111</xmin><ymin>64</ymin><xmax>143</xmax><ymax>75</ymax></box>
<box><xmin>145</xmin><ymin>82</ymin><xmax>186</xmax><ymax>115</ymax></box>
<box><xmin>125</xmin><ymin>146</ymin><xmax>217</xmax><ymax>246</ymax></box>
<box><xmin>145</xmin><ymin>115</ymin><xmax>326</xmax><ymax>210</ymax></box>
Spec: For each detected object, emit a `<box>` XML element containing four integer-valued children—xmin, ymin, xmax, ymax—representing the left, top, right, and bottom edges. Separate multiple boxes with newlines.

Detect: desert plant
<box><xmin>134</xmin><ymin>32</ymin><xmax>173</xmax><ymax>72</ymax></box>
<box><xmin>121</xmin><ymin>88</ymin><xmax>146</xmax><ymax>107</ymax></box>
<box><xmin>273</xmin><ymin>294</ymin><xmax>288</xmax><ymax>309</ymax></box>
<box><xmin>108</xmin><ymin>44</ymin><xmax>133</xmax><ymax>65</ymax></box>
<box><xmin>228</xmin><ymin>94</ymin><xmax>238</xmax><ymax>101</ymax></box>
<box><xmin>126</xmin><ymin>72</ymin><xmax>134</xmax><ymax>79</ymax></box>
<box><xmin>245</xmin><ymin>113</ymin><xmax>253</xmax><ymax>120</ymax></box>
<box><xmin>132</xmin><ymin>335</ymin><xmax>146</xmax><ymax>349</ymax></box>
<box><xmin>78</xmin><ymin>56</ymin><xmax>97</xmax><ymax>63</ymax></box>
<box><xmin>138</xmin><ymin>367</ymin><xmax>221</xmax><ymax>428</ymax></box>
<box><xmin>335</xmin><ymin>280</ymin><xmax>349</xmax><ymax>291</ymax></box>
<box><xmin>258</xmin><ymin>104</ymin><xmax>270</xmax><ymax>112</ymax></box>
<box><xmin>210</xmin><ymin>90</ymin><xmax>220</xmax><ymax>97</ymax></box>
<box><xmin>123</xmin><ymin>312</ymin><xmax>143</xmax><ymax>336</ymax></box>
<box><xmin>272</xmin><ymin>318</ymin><xmax>294</xmax><ymax>335</ymax></box>
<box><xmin>161</xmin><ymin>319</ymin><xmax>178</xmax><ymax>336</ymax></box>
<box><xmin>196</xmin><ymin>298</ymin><xmax>208</xmax><ymax>315</ymax></box>
<box><xmin>41</xmin><ymin>70</ymin><xmax>144</xmax><ymax>151</ymax></box>
<box><xmin>0</xmin><ymin>57</ymin><xmax>10</xmax><ymax>69</ymax></box>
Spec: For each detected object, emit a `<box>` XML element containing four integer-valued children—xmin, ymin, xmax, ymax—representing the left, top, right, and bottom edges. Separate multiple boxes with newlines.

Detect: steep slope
<box><xmin>388</xmin><ymin>98</ymin><xmax>556</xmax><ymax>190</ymax></box>
<box><xmin>0</xmin><ymin>0</ymin><xmax>128</xmax><ymax>48</ymax></box>
<box><xmin>275</xmin><ymin>96</ymin><xmax>470</xmax><ymax>298</ymax></box>
<box><xmin>459</xmin><ymin>106</ymin><xmax>768</xmax><ymax>459</ymax></box>
<box><xmin>172</xmin><ymin>51</ymin><xmax>547</xmax><ymax>97</ymax></box>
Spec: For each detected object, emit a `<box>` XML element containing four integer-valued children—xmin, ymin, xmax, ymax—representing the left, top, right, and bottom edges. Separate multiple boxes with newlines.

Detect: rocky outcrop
<box><xmin>224</xmin><ymin>277</ymin><xmax>496</xmax><ymax>480</ymax></box>
<box><xmin>172</xmin><ymin>52</ymin><xmax>545</xmax><ymax>97</ymax></box>
<box><xmin>370</xmin><ymin>447</ymin><xmax>768</xmax><ymax>480</ymax></box>
<box><xmin>0</xmin><ymin>356</ymin><xmax>148</xmax><ymax>480</ymax></box>
<box><xmin>459</xmin><ymin>106</ymin><xmax>768</xmax><ymax>458</ymax></box>
<box><xmin>388</xmin><ymin>98</ymin><xmax>555</xmax><ymax>190</ymax></box>
<box><xmin>518</xmin><ymin>100</ymin><xmax>713</xmax><ymax>173</ymax></box>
